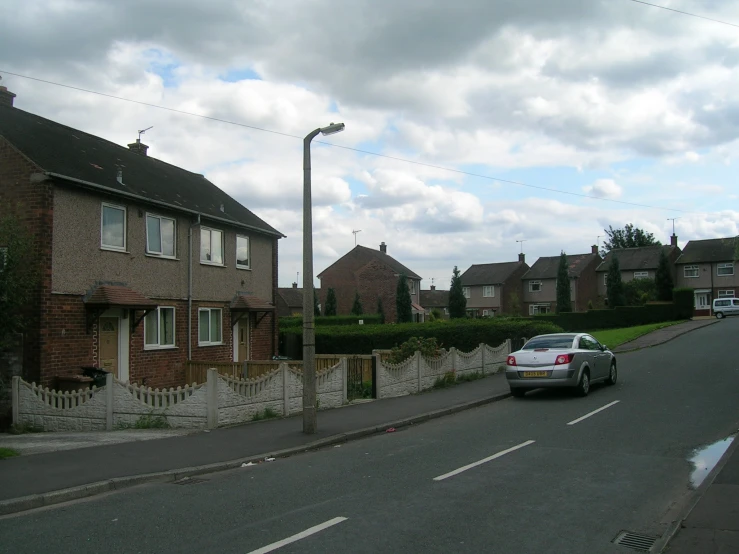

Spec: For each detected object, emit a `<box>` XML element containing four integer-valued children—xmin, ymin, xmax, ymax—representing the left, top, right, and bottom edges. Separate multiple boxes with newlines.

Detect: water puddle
<box><xmin>689</xmin><ymin>435</ymin><xmax>735</xmax><ymax>488</ymax></box>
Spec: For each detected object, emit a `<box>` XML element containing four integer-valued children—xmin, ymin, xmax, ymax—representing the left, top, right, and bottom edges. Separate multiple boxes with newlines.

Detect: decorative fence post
<box><xmin>450</xmin><ymin>347</ymin><xmax>457</xmax><ymax>372</ymax></box>
<box><xmin>282</xmin><ymin>362</ymin><xmax>290</xmax><ymax>416</ymax></box>
<box><xmin>417</xmin><ymin>351</ymin><xmax>422</xmax><ymax>393</ymax></box>
<box><xmin>206</xmin><ymin>368</ymin><xmax>218</xmax><ymax>429</ymax></box>
<box><xmin>373</xmin><ymin>351</ymin><xmax>383</xmax><ymax>399</ymax></box>
<box><xmin>11</xmin><ymin>376</ymin><xmax>19</xmax><ymax>426</ymax></box>
<box><xmin>341</xmin><ymin>357</ymin><xmax>348</xmax><ymax>404</ymax></box>
<box><xmin>105</xmin><ymin>372</ymin><xmax>114</xmax><ymax>431</ymax></box>
<box><xmin>480</xmin><ymin>343</ymin><xmax>486</xmax><ymax>375</ymax></box>
<box><xmin>506</xmin><ymin>338</ymin><xmax>512</xmax><ymax>355</ymax></box>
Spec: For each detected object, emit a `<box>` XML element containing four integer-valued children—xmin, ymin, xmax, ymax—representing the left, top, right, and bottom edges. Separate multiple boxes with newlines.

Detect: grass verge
<box><xmin>590</xmin><ymin>320</ymin><xmax>687</xmax><ymax>349</ymax></box>
<box><xmin>0</xmin><ymin>447</ymin><xmax>20</xmax><ymax>460</ymax></box>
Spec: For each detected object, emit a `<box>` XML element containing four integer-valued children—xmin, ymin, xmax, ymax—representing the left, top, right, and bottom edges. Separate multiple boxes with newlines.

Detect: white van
<box><xmin>712</xmin><ymin>297</ymin><xmax>739</xmax><ymax>319</ymax></box>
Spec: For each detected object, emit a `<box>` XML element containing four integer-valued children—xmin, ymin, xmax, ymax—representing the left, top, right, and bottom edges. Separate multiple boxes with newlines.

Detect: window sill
<box><xmin>144</xmin><ymin>346</ymin><xmax>178</xmax><ymax>351</ymax></box>
<box><xmin>198</xmin><ymin>342</ymin><xmax>223</xmax><ymax>348</ymax></box>
<box><xmin>101</xmin><ymin>246</ymin><xmax>129</xmax><ymax>254</ymax></box>
<box><xmin>200</xmin><ymin>261</ymin><xmax>227</xmax><ymax>268</ymax></box>
<box><xmin>145</xmin><ymin>253</ymin><xmax>180</xmax><ymax>261</ymax></box>
<box><xmin>236</xmin><ymin>265</ymin><xmax>252</xmax><ymax>271</ymax></box>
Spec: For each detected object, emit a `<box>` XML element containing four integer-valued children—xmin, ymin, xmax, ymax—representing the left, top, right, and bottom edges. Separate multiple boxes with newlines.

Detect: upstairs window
<box><xmin>200</xmin><ymin>227</ymin><xmax>224</xmax><ymax>265</ymax></box>
<box><xmin>634</xmin><ymin>271</ymin><xmax>649</xmax><ymax>278</ymax></box>
<box><xmin>236</xmin><ymin>236</ymin><xmax>250</xmax><ymax>269</ymax></box>
<box><xmin>101</xmin><ymin>203</ymin><xmax>126</xmax><ymax>251</ymax></box>
<box><xmin>483</xmin><ymin>286</ymin><xmax>494</xmax><ymax>297</ymax></box>
<box><xmin>462</xmin><ymin>286</ymin><xmax>470</xmax><ymax>298</ymax></box>
<box><xmin>529</xmin><ymin>281</ymin><xmax>541</xmax><ymax>292</ymax></box>
<box><xmin>684</xmin><ymin>265</ymin><xmax>699</xmax><ymax>278</ymax></box>
<box><xmin>146</xmin><ymin>214</ymin><xmax>176</xmax><ymax>257</ymax></box>
<box><xmin>717</xmin><ymin>263</ymin><xmax>734</xmax><ymax>276</ymax></box>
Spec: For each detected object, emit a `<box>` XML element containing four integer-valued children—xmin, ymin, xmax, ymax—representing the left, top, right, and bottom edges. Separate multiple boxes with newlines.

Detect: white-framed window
<box><xmin>483</xmin><ymin>285</ymin><xmax>494</xmax><ymax>297</ymax></box>
<box><xmin>529</xmin><ymin>304</ymin><xmax>551</xmax><ymax>315</ymax></box>
<box><xmin>717</xmin><ymin>263</ymin><xmax>734</xmax><ymax>276</ymax></box>
<box><xmin>718</xmin><ymin>289</ymin><xmax>735</xmax><ymax>298</ymax></box>
<box><xmin>146</xmin><ymin>214</ymin><xmax>176</xmax><ymax>258</ymax></box>
<box><xmin>200</xmin><ymin>227</ymin><xmax>224</xmax><ymax>265</ymax></box>
<box><xmin>462</xmin><ymin>286</ymin><xmax>470</xmax><ymax>298</ymax></box>
<box><xmin>684</xmin><ymin>265</ymin><xmax>699</xmax><ymax>278</ymax></box>
<box><xmin>409</xmin><ymin>281</ymin><xmax>416</xmax><ymax>294</ymax></box>
<box><xmin>482</xmin><ymin>309</ymin><xmax>494</xmax><ymax>317</ymax></box>
<box><xmin>634</xmin><ymin>271</ymin><xmax>649</xmax><ymax>278</ymax></box>
<box><xmin>101</xmin><ymin>203</ymin><xmax>126</xmax><ymax>251</ymax></box>
<box><xmin>236</xmin><ymin>235</ymin><xmax>250</xmax><ymax>269</ymax></box>
<box><xmin>443</xmin><ymin>307</ymin><xmax>449</xmax><ymax>314</ymax></box>
<box><xmin>529</xmin><ymin>281</ymin><xmax>541</xmax><ymax>292</ymax></box>
<box><xmin>198</xmin><ymin>308</ymin><xmax>223</xmax><ymax>346</ymax></box>
<box><xmin>144</xmin><ymin>307</ymin><xmax>175</xmax><ymax>348</ymax></box>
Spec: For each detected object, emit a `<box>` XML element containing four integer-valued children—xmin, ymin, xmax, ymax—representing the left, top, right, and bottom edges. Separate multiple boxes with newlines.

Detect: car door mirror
<box><xmin>600</xmin><ymin>344</ymin><xmax>607</xmax><ymax>351</ymax></box>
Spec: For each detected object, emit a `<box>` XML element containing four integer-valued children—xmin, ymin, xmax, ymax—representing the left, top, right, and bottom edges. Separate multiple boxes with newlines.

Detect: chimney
<box><xmin>0</xmin><ymin>86</ymin><xmax>16</xmax><ymax>108</ymax></box>
<box><xmin>518</xmin><ymin>252</ymin><xmax>525</xmax><ymax>263</ymax></box>
<box><xmin>592</xmin><ymin>244</ymin><xmax>599</xmax><ymax>255</ymax></box>
<box><xmin>380</xmin><ymin>242</ymin><xmax>387</xmax><ymax>254</ymax></box>
<box><xmin>292</xmin><ymin>282</ymin><xmax>298</xmax><ymax>289</ymax></box>
<box><xmin>127</xmin><ymin>139</ymin><xmax>149</xmax><ymax>156</ymax></box>
<box><xmin>430</xmin><ymin>285</ymin><xmax>436</xmax><ymax>291</ymax></box>
<box><xmin>670</xmin><ymin>234</ymin><xmax>678</xmax><ymax>247</ymax></box>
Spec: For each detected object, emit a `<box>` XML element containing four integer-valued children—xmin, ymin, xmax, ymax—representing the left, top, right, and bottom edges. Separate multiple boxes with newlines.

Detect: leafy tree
<box><xmin>448</xmin><ymin>266</ymin><xmax>467</xmax><ymax>319</ymax></box>
<box><xmin>606</xmin><ymin>256</ymin><xmax>626</xmax><ymax>308</ymax></box>
<box><xmin>324</xmin><ymin>288</ymin><xmax>337</xmax><ymax>316</ymax></box>
<box><xmin>377</xmin><ymin>297</ymin><xmax>385</xmax><ymax>324</ymax></box>
<box><xmin>623</xmin><ymin>278</ymin><xmax>656</xmax><ymax>306</ymax></box>
<box><xmin>396</xmin><ymin>274</ymin><xmax>412</xmax><ymax>323</ymax></box>
<box><xmin>555</xmin><ymin>251</ymin><xmax>572</xmax><ymax>314</ymax></box>
<box><xmin>351</xmin><ymin>291</ymin><xmax>363</xmax><ymax>315</ymax></box>
<box><xmin>429</xmin><ymin>308</ymin><xmax>443</xmax><ymax>321</ymax></box>
<box><xmin>603</xmin><ymin>224</ymin><xmax>660</xmax><ymax>254</ymax></box>
<box><xmin>506</xmin><ymin>291</ymin><xmax>521</xmax><ymax>316</ymax></box>
<box><xmin>655</xmin><ymin>249</ymin><xmax>674</xmax><ymax>301</ymax></box>
<box><xmin>313</xmin><ymin>288</ymin><xmax>321</xmax><ymax>317</ymax></box>
<box><xmin>0</xmin><ymin>214</ymin><xmax>40</xmax><ymax>351</ymax></box>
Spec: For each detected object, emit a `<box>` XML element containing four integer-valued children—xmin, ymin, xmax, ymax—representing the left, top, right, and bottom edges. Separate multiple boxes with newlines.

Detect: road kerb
<box><xmin>0</xmin><ymin>390</ymin><xmax>511</xmax><ymax>516</ymax></box>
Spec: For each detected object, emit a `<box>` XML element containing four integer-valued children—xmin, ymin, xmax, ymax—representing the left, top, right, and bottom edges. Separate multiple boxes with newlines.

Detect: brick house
<box><xmin>460</xmin><ymin>254</ymin><xmax>529</xmax><ymax>317</ymax></box>
<box><xmin>317</xmin><ymin>242</ymin><xmax>424</xmax><ymax>323</ymax></box>
<box><xmin>674</xmin><ymin>237</ymin><xmax>738</xmax><ymax>316</ymax></box>
<box><xmin>0</xmin><ymin>87</ymin><xmax>283</xmax><ymax>389</ymax></box>
<box><xmin>521</xmin><ymin>247</ymin><xmax>601</xmax><ymax>314</ymax></box>
<box><xmin>595</xmin><ymin>238</ymin><xmax>681</xmax><ymax>300</ymax></box>
<box><xmin>276</xmin><ymin>284</ymin><xmax>304</xmax><ymax>317</ymax></box>
<box><xmin>420</xmin><ymin>286</ymin><xmax>450</xmax><ymax>319</ymax></box>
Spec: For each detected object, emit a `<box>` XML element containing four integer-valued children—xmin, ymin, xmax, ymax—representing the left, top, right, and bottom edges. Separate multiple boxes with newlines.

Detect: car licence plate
<box><xmin>522</xmin><ymin>371</ymin><xmax>548</xmax><ymax>378</ymax></box>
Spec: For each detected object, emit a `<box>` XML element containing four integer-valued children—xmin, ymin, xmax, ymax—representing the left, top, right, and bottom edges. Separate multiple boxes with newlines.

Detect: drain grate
<box><xmin>612</xmin><ymin>530</ymin><xmax>658</xmax><ymax>552</ymax></box>
<box><xmin>173</xmin><ymin>477</ymin><xmax>207</xmax><ymax>485</ymax></box>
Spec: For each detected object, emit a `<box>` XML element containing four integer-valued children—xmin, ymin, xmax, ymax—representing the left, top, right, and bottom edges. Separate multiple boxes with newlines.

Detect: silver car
<box><xmin>505</xmin><ymin>333</ymin><xmax>617</xmax><ymax>397</ymax></box>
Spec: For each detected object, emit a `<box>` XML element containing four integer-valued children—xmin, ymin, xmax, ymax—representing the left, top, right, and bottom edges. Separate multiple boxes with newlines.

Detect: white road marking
<box><xmin>567</xmin><ymin>400</ymin><xmax>621</xmax><ymax>426</ymax></box>
<box><xmin>246</xmin><ymin>517</ymin><xmax>348</xmax><ymax>554</ymax></box>
<box><xmin>433</xmin><ymin>440</ymin><xmax>536</xmax><ymax>481</ymax></box>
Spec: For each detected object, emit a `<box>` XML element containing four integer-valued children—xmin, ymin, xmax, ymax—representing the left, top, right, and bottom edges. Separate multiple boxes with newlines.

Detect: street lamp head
<box><xmin>320</xmin><ymin>122</ymin><xmax>345</xmax><ymax>136</ymax></box>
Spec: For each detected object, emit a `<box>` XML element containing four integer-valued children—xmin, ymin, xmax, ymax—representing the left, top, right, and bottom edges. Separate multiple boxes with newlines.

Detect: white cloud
<box><xmin>583</xmin><ymin>179</ymin><xmax>623</xmax><ymax>199</ymax></box>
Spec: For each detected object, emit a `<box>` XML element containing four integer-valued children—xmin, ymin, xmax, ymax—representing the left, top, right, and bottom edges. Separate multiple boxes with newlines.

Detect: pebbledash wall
<box><xmin>12</xmin><ymin>341</ymin><xmax>512</xmax><ymax>432</ymax></box>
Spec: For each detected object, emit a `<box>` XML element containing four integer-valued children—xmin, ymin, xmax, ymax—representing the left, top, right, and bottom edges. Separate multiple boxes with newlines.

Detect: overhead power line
<box><xmin>0</xmin><ymin>69</ymin><xmax>704</xmax><ymax>214</ymax></box>
<box><xmin>627</xmin><ymin>0</ymin><xmax>739</xmax><ymax>29</ymax></box>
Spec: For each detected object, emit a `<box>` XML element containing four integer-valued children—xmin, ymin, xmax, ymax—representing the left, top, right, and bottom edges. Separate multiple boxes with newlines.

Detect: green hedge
<box><xmin>537</xmin><ymin>302</ymin><xmax>682</xmax><ymax>331</ymax></box>
<box><xmin>279</xmin><ymin>314</ymin><xmax>383</xmax><ymax>329</ymax></box>
<box><xmin>673</xmin><ymin>288</ymin><xmax>694</xmax><ymax>319</ymax></box>
<box><xmin>279</xmin><ymin>318</ymin><xmax>563</xmax><ymax>357</ymax></box>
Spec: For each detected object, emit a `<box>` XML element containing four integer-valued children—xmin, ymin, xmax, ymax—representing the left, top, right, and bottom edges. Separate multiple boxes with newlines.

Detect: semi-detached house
<box><xmin>0</xmin><ymin>86</ymin><xmax>284</xmax><ymax>389</ymax></box>
<box><xmin>460</xmin><ymin>254</ymin><xmax>529</xmax><ymax>317</ymax></box>
<box><xmin>675</xmin><ymin>237</ymin><xmax>738</xmax><ymax>316</ymax></box>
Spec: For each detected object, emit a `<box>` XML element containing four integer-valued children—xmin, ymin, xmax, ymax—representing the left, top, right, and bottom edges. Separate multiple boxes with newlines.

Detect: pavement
<box><xmin>0</xmin><ymin>316</ymin><xmax>735</xmax><ymax>554</ymax></box>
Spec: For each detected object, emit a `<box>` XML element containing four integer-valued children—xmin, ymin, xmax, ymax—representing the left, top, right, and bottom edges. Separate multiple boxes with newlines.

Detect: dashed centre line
<box><xmin>433</xmin><ymin>440</ymin><xmax>536</xmax><ymax>481</ymax></box>
<box><xmin>246</xmin><ymin>517</ymin><xmax>348</xmax><ymax>554</ymax></box>
<box><xmin>567</xmin><ymin>400</ymin><xmax>621</xmax><ymax>426</ymax></box>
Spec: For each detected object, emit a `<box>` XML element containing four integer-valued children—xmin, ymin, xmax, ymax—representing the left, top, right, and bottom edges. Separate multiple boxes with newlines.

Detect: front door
<box><xmin>99</xmin><ymin>317</ymin><xmax>119</xmax><ymax>379</ymax></box>
<box><xmin>238</xmin><ymin>320</ymin><xmax>249</xmax><ymax>362</ymax></box>
<box><xmin>695</xmin><ymin>292</ymin><xmax>710</xmax><ymax>311</ymax></box>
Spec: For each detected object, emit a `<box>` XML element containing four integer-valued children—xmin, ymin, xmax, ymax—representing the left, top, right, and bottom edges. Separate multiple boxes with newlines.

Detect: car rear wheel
<box><xmin>606</xmin><ymin>362</ymin><xmax>617</xmax><ymax>386</ymax></box>
<box><xmin>510</xmin><ymin>388</ymin><xmax>527</xmax><ymax>398</ymax></box>
<box><xmin>575</xmin><ymin>370</ymin><xmax>590</xmax><ymax>397</ymax></box>
<box><xmin>716</xmin><ymin>312</ymin><xmax>724</xmax><ymax>319</ymax></box>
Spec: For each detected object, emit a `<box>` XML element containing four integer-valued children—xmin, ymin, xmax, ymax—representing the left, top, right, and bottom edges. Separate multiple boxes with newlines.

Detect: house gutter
<box><xmin>188</xmin><ymin>214</ymin><xmax>201</xmax><ymax>360</ymax></box>
<box><xmin>43</xmin><ymin>172</ymin><xmax>286</xmax><ymax>238</ymax></box>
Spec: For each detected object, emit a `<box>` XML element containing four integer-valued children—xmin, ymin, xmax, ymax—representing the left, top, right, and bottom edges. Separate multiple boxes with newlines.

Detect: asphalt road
<box><xmin>2</xmin><ymin>318</ymin><xmax>738</xmax><ymax>554</ymax></box>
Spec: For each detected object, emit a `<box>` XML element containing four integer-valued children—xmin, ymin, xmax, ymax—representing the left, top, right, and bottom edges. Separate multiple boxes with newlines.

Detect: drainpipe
<box><xmin>188</xmin><ymin>214</ymin><xmax>201</xmax><ymax>360</ymax></box>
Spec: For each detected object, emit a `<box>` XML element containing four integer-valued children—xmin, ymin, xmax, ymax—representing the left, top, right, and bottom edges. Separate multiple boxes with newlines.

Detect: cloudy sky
<box><xmin>2</xmin><ymin>0</ymin><xmax>739</xmax><ymax>288</ymax></box>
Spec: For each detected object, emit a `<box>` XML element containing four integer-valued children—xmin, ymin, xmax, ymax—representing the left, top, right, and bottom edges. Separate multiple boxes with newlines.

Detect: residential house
<box><xmin>674</xmin><ymin>237</ymin><xmax>738</xmax><ymax>316</ymax></box>
<box><xmin>0</xmin><ymin>87</ymin><xmax>283</xmax><ymax>389</ymax></box>
<box><xmin>317</xmin><ymin>242</ymin><xmax>424</xmax><ymax>322</ymax></box>
<box><xmin>276</xmin><ymin>284</ymin><xmax>304</xmax><ymax>317</ymax></box>
<box><xmin>420</xmin><ymin>286</ymin><xmax>450</xmax><ymax>320</ymax></box>
<box><xmin>522</xmin><ymin>246</ymin><xmax>601</xmax><ymax>314</ymax></box>
<box><xmin>459</xmin><ymin>254</ymin><xmax>529</xmax><ymax>317</ymax></box>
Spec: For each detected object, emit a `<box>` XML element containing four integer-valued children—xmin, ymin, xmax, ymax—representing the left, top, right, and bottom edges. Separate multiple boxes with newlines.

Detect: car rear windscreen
<box><xmin>523</xmin><ymin>337</ymin><xmax>575</xmax><ymax>349</ymax></box>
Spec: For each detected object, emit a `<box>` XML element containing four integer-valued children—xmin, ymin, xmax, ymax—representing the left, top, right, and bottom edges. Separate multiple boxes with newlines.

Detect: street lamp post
<box><xmin>303</xmin><ymin>122</ymin><xmax>345</xmax><ymax>434</ymax></box>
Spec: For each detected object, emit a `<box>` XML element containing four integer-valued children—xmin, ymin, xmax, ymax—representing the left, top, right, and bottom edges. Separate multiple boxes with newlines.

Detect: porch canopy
<box><xmin>230</xmin><ymin>294</ymin><xmax>275</xmax><ymax>326</ymax></box>
<box><xmin>83</xmin><ymin>285</ymin><xmax>158</xmax><ymax>333</ymax></box>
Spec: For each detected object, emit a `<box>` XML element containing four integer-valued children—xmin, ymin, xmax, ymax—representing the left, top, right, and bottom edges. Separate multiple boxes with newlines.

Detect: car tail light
<box><xmin>507</xmin><ymin>355</ymin><xmax>517</xmax><ymax>366</ymax></box>
<box><xmin>555</xmin><ymin>353</ymin><xmax>575</xmax><ymax>365</ymax></box>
